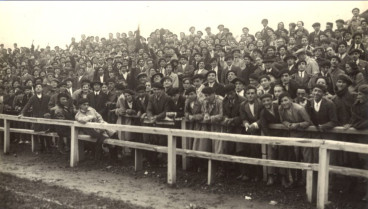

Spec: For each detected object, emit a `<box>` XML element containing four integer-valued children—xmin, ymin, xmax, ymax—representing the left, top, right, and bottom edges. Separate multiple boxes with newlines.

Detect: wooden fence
<box><xmin>0</xmin><ymin>114</ymin><xmax>367</xmax><ymax>209</ymax></box>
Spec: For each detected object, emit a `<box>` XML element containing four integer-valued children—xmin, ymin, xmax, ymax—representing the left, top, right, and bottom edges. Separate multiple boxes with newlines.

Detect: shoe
<box><xmin>25</xmin><ymin>140</ymin><xmax>30</xmax><ymax>144</ymax></box>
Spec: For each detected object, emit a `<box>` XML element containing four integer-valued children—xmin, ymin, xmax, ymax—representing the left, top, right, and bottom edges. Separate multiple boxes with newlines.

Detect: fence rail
<box><xmin>0</xmin><ymin>114</ymin><xmax>367</xmax><ymax>209</ymax></box>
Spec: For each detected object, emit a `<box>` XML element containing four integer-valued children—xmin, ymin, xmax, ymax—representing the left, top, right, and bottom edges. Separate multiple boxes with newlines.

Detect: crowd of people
<box><xmin>0</xmin><ymin>7</ymin><xmax>367</xmax><ymax>200</ymax></box>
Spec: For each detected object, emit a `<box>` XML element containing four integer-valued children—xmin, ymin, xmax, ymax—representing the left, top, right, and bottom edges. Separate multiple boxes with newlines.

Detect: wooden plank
<box><xmin>31</xmin><ymin>135</ymin><xmax>35</xmax><ymax>152</ymax></box>
<box><xmin>176</xmin><ymin>149</ymin><xmax>317</xmax><ymax>171</ymax></box>
<box><xmin>329</xmin><ymin>165</ymin><xmax>368</xmax><ymax>178</ymax></box>
<box><xmin>208</xmin><ymin>159</ymin><xmax>216</xmax><ymax>185</ymax></box>
<box><xmin>4</xmin><ymin>119</ymin><xmax>10</xmax><ymax>154</ymax></box>
<box><xmin>262</xmin><ymin>144</ymin><xmax>267</xmax><ymax>182</ymax></box>
<box><xmin>167</xmin><ymin>134</ymin><xmax>176</xmax><ymax>185</ymax></box>
<box><xmin>317</xmin><ymin>148</ymin><xmax>330</xmax><ymax>209</ymax></box>
<box><xmin>104</xmin><ymin>139</ymin><xmax>168</xmax><ymax>153</ymax></box>
<box><xmin>322</xmin><ymin>141</ymin><xmax>368</xmax><ymax>154</ymax></box>
<box><xmin>306</xmin><ymin>170</ymin><xmax>313</xmax><ymax>203</ymax></box>
<box><xmin>181</xmin><ymin>120</ymin><xmax>189</xmax><ymax>170</ymax></box>
<box><xmin>135</xmin><ymin>149</ymin><xmax>143</xmax><ymax>171</ymax></box>
<box><xmin>70</xmin><ymin>126</ymin><xmax>79</xmax><ymax>167</ymax></box>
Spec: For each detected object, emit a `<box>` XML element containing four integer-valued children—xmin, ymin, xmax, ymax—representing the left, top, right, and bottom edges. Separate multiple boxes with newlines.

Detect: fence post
<box><xmin>208</xmin><ymin>159</ymin><xmax>216</xmax><ymax>185</ymax></box>
<box><xmin>135</xmin><ymin>149</ymin><xmax>143</xmax><ymax>171</ymax></box>
<box><xmin>306</xmin><ymin>170</ymin><xmax>314</xmax><ymax>203</ymax></box>
<box><xmin>262</xmin><ymin>144</ymin><xmax>267</xmax><ymax>182</ymax></box>
<box><xmin>167</xmin><ymin>133</ymin><xmax>176</xmax><ymax>185</ymax></box>
<box><xmin>181</xmin><ymin>119</ymin><xmax>190</xmax><ymax>170</ymax></box>
<box><xmin>317</xmin><ymin>147</ymin><xmax>330</xmax><ymax>209</ymax></box>
<box><xmin>4</xmin><ymin>119</ymin><xmax>10</xmax><ymax>154</ymax></box>
<box><xmin>31</xmin><ymin>135</ymin><xmax>35</xmax><ymax>152</ymax></box>
<box><xmin>70</xmin><ymin>125</ymin><xmax>79</xmax><ymax>167</ymax></box>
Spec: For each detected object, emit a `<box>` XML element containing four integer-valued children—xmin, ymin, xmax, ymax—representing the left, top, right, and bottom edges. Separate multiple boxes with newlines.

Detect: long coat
<box><xmin>21</xmin><ymin>94</ymin><xmax>51</xmax><ymax>131</ymax></box>
<box><xmin>194</xmin><ymin>96</ymin><xmax>223</xmax><ymax>153</ymax></box>
<box><xmin>185</xmin><ymin>99</ymin><xmax>203</xmax><ymax>152</ymax></box>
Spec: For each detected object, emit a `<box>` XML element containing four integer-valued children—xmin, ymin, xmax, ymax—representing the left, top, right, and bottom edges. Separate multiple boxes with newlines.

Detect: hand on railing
<box><xmin>77</xmin><ymin>119</ymin><xmax>87</xmax><ymax>124</ymax></box>
<box><xmin>343</xmin><ymin>124</ymin><xmax>352</xmax><ymax>130</ymax></box>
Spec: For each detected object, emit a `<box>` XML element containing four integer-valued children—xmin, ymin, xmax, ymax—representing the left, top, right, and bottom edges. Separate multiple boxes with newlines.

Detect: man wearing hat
<box><xmin>146</xmin><ymin>82</ymin><xmax>171</xmax><ymax>123</ymax></box>
<box><xmin>217</xmin><ymin>24</ymin><xmax>225</xmax><ymax>39</ymax></box>
<box><xmin>262</xmin><ymin>56</ymin><xmax>279</xmax><ymax>82</ymax></box>
<box><xmin>284</xmin><ymin>53</ymin><xmax>298</xmax><ymax>75</ymax></box>
<box><xmin>261</xmin><ymin>19</ymin><xmax>274</xmax><ymax>40</ymax></box>
<box><xmin>335</xmin><ymin>19</ymin><xmax>345</xmax><ymax>32</ymax></box>
<box><xmin>87</xmin><ymin>80</ymin><xmax>108</xmax><ymax>120</ymax></box>
<box><xmin>348</xmin><ymin>33</ymin><xmax>367</xmax><ymax>60</ymax></box>
<box><xmin>222</xmin><ymin>83</ymin><xmax>246</xmax><ymax>134</ymax></box>
<box><xmin>349</xmin><ymin>48</ymin><xmax>368</xmax><ymax>78</ymax></box>
<box><xmin>295</xmin><ymin>48</ymin><xmax>319</xmax><ymax>75</ymax></box>
<box><xmin>328</xmin><ymin>56</ymin><xmax>345</xmax><ymax>91</ymax></box>
<box><xmin>166</xmin><ymin>87</ymin><xmax>186</xmax><ymax>119</ymax></box>
<box><xmin>309</xmin><ymin>22</ymin><xmax>322</xmax><ymax>43</ymax></box>
<box><xmin>307</xmin><ymin>84</ymin><xmax>338</xmax><ymax>163</ymax></box>
<box><xmin>177</xmin><ymin>56</ymin><xmax>195</xmax><ymax>78</ymax></box>
<box><xmin>20</xmin><ymin>83</ymin><xmax>51</xmax><ymax>152</ymax></box>
<box><xmin>192</xmin><ymin>74</ymin><xmax>205</xmax><ymax>102</ymax></box>
<box><xmin>194</xmin><ymin>60</ymin><xmax>209</xmax><ymax>76</ymax></box>
<box><xmin>336</xmin><ymin>42</ymin><xmax>353</xmax><ymax>69</ymax></box>
<box><xmin>204</xmin><ymin>70</ymin><xmax>225</xmax><ymax>97</ymax></box>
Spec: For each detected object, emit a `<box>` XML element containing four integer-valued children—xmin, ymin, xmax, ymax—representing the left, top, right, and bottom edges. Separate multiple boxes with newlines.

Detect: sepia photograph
<box><xmin>0</xmin><ymin>1</ymin><xmax>368</xmax><ymax>209</ymax></box>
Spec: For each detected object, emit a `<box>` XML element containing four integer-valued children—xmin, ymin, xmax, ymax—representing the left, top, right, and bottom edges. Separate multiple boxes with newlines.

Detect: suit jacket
<box><xmin>240</xmin><ymin>64</ymin><xmax>256</xmax><ymax>86</ymax></box>
<box><xmin>168</xmin><ymin>95</ymin><xmax>186</xmax><ymax>118</ymax></box>
<box><xmin>240</xmin><ymin>99</ymin><xmax>263</xmax><ymax>128</ymax></box>
<box><xmin>201</xmin><ymin>95</ymin><xmax>223</xmax><ymax>123</ymax></box>
<box><xmin>184</xmin><ymin>99</ymin><xmax>203</xmax><ymax>120</ymax></box>
<box><xmin>348</xmin><ymin>43</ymin><xmax>367</xmax><ymax>60</ymax></box>
<box><xmin>222</xmin><ymin>94</ymin><xmax>245</xmax><ymax>126</ymax></box>
<box><xmin>282</xmin><ymin>79</ymin><xmax>299</xmax><ymax>99</ymax></box>
<box><xmin>176</xmin><ymin>64</ymin><xmax>195</xmax><ymax>78</ymax></box>
<box><xmin>306</xmin><ymin>98</ymin><xmax>338</xmax><ymax>130</ymax></box>
<box><xmin>87</xmin><ymin>91</ymin><xmax>108</xmax><ymax>119</ymax></box>
<box><xmin>260</xmin><ymin>104</ymin><xmax>282</xmax><ymax>136</ymax></box>
<box><xmin>278</xmin><ymin>103</ymin><xmax>312</xmax><ymax>137</ymax></box>
<box><xmin>146</xmin><ymin>93</ymin><xmax>171</xmax><ymax>120</ymax></box>
<box><xmin>292</xmin><ymin>72</ymin><xmax>311</xmax><ymax>87</ymax></box>
<box><xmin>21</xmin><ymin>94</ymin><xmax>51</xmax><ymax>131</ymax></box>
<box><xmin>136</xmin><ymin>94</ymin><xmax>150</xmax><ymax>114</ymax></box>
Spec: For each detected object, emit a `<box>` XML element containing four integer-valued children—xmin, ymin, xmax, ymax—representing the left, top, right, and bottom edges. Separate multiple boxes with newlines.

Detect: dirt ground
<box><xmin>0</xmin><ymin>142</ymin><xmax>367</xmax><ymax>209</ymax></box>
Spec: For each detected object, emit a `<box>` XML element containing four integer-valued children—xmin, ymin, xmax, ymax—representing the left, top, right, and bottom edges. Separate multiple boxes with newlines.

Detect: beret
<box><xmin>260</xmin><ymin>93</ymin><xmax>273</xmax><ymax>100</ymax></box>
<box><xmin>349</xmin><ymin>48</ymin><xmax>362</xmax><ymax>55</ymax></box>
<box><xmin>295</xmin><ymin>60</ymin><xmax>307</xmax><ymax>68</ymax></box>
<box><xmin>258</xmin><ymin>75</ymin><xmax>271</xmax><ymax>82</ymax></box>
<box><xmin>313</xmin><ymin>46</ymin><xmax>324</xmax><ymax>52</ymax></box>
<box><xmin>185</xmin><ymin>86</ymin><xmax>196</xmax><ymax>95</ymax></box>
<box><xmin>201</xmin><ymin>86</ymin><xmax>215</xmax><ymax>95</ymax></box>
<box><xmin>231</xmin><ymin>77</ymin><xmax>246</xmax><ymax>85</ymax></box>
<box><xmin>223</xmin><ymin>83</ymin><xmax>236</xmax><ymax>94</ymax></box>
<box><xmin>57</xmin><ymin>92</ymin><xmax>70</xmax><ymax>100</ymax></box>
<box><xmin>330</xmin><ymin>55</ymin><xmax>341</xmax><ymax>63</ymax></box>
<box><xmin>279</xmin><ymin>69</ymin><xmax>290</xmax><ymax>76</ymax></box>
<box><xmin>312</xmin><ymin>84</ymin><xmax>327</xmax><ymax>93</ymax></box>
<box><xmin>337</xmin><ymin>74</ymin><xmax>353</xmax><ymax>85</ymax></box>
<box><xmin>124</xmin><ymin>89</ymin><xmax>135</xmax><ymax>95</ymax></box>
<box><xmin>358</xmin><ymin>84</ymin><xmax>368</xmax><ymax>95</ymax></box>
<box><xmin>283</xmin><ymin>54</ymin><xmax>297</xmax><ymax>62</ymax></box>
<box><xmin>51</xmin><ymin>78</ymin><xmax>60</xmax><ymax>83</ymax></box>
<box><xmin>91</xmin><ymin>80</ymin><xmax>102</xmax><ymax>86</ymax></box>
<box><xmin>312</xmin><ymin>22</ymin><xmax>321</xmax><ymax>27</ymax></box>
<box><xmin>295</xmin><ymin>48</ymin><xmax>306</xmax><ymax>55</ymax></box>
<box><xmin>160</xmin><ymin>76</ymin><xmax>172</xmax><ymax>84</ymax></box>
<box><xmin>217</xmin><ymin>24</ymin><xmax>224</xmax><ymax>29</ymax></box>
<box><xmin>136</xmin><ymin>72</ymin><xmax>148</xmax><ymax>80</ymax></box>
<box><xmin>335</xmin><ymin>19</ymin><xmax>344</xmax><ymax>24</ymax></box>
<box><xmin>115</xmin><ymin>83</ymin><xmax>125</xmax><ymax>91</ymax></box>
<box><xmin>167</xmin><ymin>87</ymin><xmax>180</xmax><ymax>96</ymax></box>
<box><xmin>135</xmin><ymin>84</ymin><xmax>146</xmax><ymax>92</ymax></box>
<box><xmin>249</xmin><ymin>73</ymin><xmax>259</xmax><ymax>80</ymax></box>
<box><xmin>78</xmin><ymin>98</ymin><xmax>89</xmax><ymax>106</ymax></box>
<box><xmin>320</xmin><ymin>60</ymin><xmax>331</xmax><ymax>68</ymax></box>
<box><xmin>352</xmin><ymin>32</ymin><xmax>363</xmax><ymax>39</ymax></box>
<box><xmin>151</xmin><ymin>82</ymin><xmax>164</xmax><ymax>89</ymax></box>
<box><xmin>191</xmin><ymin>74</ymin><xmax>204</xmax><ymax>81</ymax></box>
<box><xmin>151</xmin><ymin>72</ymin><xmax>164</xmax><ymax>83</ymax></box>
<box><xmin>206</xmin><ymin>70</ymin><xmax>217</xmax><ymax>78</ymax></box>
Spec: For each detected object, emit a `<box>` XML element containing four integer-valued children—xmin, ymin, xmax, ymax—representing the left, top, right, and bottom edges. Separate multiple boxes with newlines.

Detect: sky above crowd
<box><xmin>0</xmin><ymin>1</ymin><xmax>367</xmax><ymax>49</ymax></box>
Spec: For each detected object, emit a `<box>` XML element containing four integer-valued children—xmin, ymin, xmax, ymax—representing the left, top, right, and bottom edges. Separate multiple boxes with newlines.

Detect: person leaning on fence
<box><xmin>75</xmin><ymin>98</ymin><xmax>116</xmax><ymax>160</ymax></box>
<box><xmin>49</xmin><ymin>92</ymin><xmax>76</xmax><ymax>154</ymax></box>
<box><xmin>19</xmin><ymin>83</ymin><xmax>51</xmax><ymax>153</ymax></box>
<box><xmin>184</xmin><ymin>86</ymin><xmax>203</xmax><ymax>171</ymax></box>
<box><xmin>278</xmin><ymin>92</ymin><xmax>312</xmax><ymax>187</ymax></box>
<box><xmin>238</xmin><ymin>85</ymin><xmax>263</xmax><ymax>182</ymax></box>
<box><xmin>259</xmin><ymin>93</ymin><xmax>287</xmax><ymax>186</ymax></box>
<box><xmin>222</xmin><ymin>83</ymin><xmax>245</xmax><ymax>153</ymax></box>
